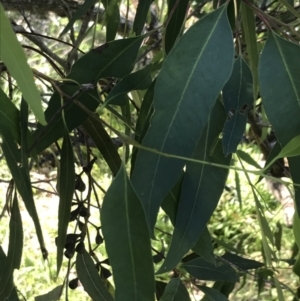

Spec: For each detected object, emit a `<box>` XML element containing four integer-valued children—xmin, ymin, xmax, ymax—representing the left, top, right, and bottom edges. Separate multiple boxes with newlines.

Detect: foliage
<box><xmin>1</xmin><ymin>0</ymin><xmax>300</xmax><ymax>300</ymax></box>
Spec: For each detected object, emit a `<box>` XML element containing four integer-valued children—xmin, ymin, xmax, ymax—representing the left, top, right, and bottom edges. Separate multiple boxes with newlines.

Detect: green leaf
<box><xmin>131</xmin><ymin>4</ymin><xmax>234</xmax><ymax>231</ymax></box>
<box><xmin>76</xmin><ymin>249</ymin><xmax>114</xmax><ymax>301</ymax></box>
<box><xmin>0</xmin><ymin>88</ymin><xmax>20</xmax><ymax>143</ymax></box>
<box><xmin>1</xmin><ymin>135</ymin><xmax>46</xmax><ymax>258</ymax></box>
<box><xmin>82</xmin><ymin>116</ymin><xmax>121</xmax><ymax>176</ymax></box>
<box><xmin>35</xmin><ymin>285</ymin><xmax>63</xmax><ymax>301</ymax></box>
<box><xmin>182</xmin><ymin>257</ymin><xmax>239</xmax><ymax>283</ymax></box>
<box><xmin>0</xmin><ymin>192</ymin><xmax>23</xmax><ymax>300</ymax></box>
<box><xmin>288</xmin><ymin>156</ymin><xmax>300</xmax><ymax>215</ymax></box>
<box><xmin>0</xmin><ymin>4</ymin><xmax>46</xmax><ymax>125</ymax></box>
<box><xmin>158</xmin><ymin>100</ymin><xmax>231</xmax><ymax>273</ymax></box>
<box><xmin>32</xmin><ymin>35</ymin><xmax>144</xmax><ymax>153</ymax></box>
<box><xmin>160</xmin><ymin>278</ymin><xmax>191</xmax><ymax>301</ymax></box>
<box><xmin>221</xmin><ymin>252</ymin><xmax>264</xmax><ymax>270</ymax></box>
<box><xmin>197</xmin><ymin>285</ymin><xmax>229</xmax><ymax>301</ymax></box>
<box><xmin>57</xmin><ymin>132</ymin><xmax>75</xmax><ymax>275</ymax></box>
<box><xmin>101</xmin><ymin>0</ymin><xmax>120</xmax><ymax>41</ymax></box>
<box><xmin>59</xmin><ymin>0</ymin><xmax>98</xmax><ymax>37</ymax></box>
<box><xmin>164</xmin><ymin>0</ymin><xmax>189</xmax><ymax>54</ymax></box>
<box><xmin>236</xmin><ymin>149</ymin><xmax>261</xmax><ymax>169</ymax></box>
<box><xmin>133</xmin><ymin>0</ymin><xmax>152</xmax><ymax>35</ymax></box>
<box><xmin>106</xmin><ymin>65</ymin><xmax>152</xmax><ymax>106</ymax></box>
<box><xmin>259</xmin><ymin>31</ymin><xmax>300</xmax><ymax>146</ymax></box>
<box><xmin>155</xmin><ymin>281</ymin><xmax>167</xmax><ymax>300</ymax></box>
<box><xmin>222</xmin><ymin>56</ymin><xmax>253</xmax><ymax>155</ymax></box>
<box><xmin>101</xmin><ymin>164</ymin><xmax>155</xmax><ymax>301</ymax></box>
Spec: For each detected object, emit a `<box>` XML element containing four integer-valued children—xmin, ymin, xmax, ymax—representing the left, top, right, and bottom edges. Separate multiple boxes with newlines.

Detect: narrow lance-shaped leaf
<box><xmin>0</xmin><ymin>4</ymin><xmax>46</xmax><ymax>125</ymax></box>
<box><xmin>158</xmin><ymin>100</ymin><xmax>231</xmax><ymax>273</ymax></box>
<box><xmin>101</xmin><ymin>164</ymin><xmax>155</xmax><ymax>301</ymax></box>
<box><xmin>197</xmin><ymin>285</ymin><xmax>230</xmax><ymax>301</ymax></box>
<box><xmin>57</xmin><ymin>132</ymin><xmax>75</xmax><ymax>275</ymax></box>
<box><xmin>101</xmin><ymin>0</ymin><xmax>120</xmax><ymax>41</ymax></box>
<box><xmin>222</xmin><ymin>56</ymin><xmax>253</xmax><ymax>155</ymax></box>
<box><xmin>160</xmin><ymin>278</ymin><xmax>191</xmax><ymax>301</ymax></box>
<box><xmin>0</xmin><ymin>192</ymin><xmax>23</xmax><ymax>300</ymax></box>
<box><xmin>32</xmin><ymin>35</ymin><xmax>144</xmax><ymax>153</ymax></box>
<box><xmin>133</xmin><ymin>0</ymin><xmax>152</xmax><ymax>35</ymax></box>
<box><xmin>35</xmin><ymin>285</ymin><xmax>63</xmax><ymax>301</ymax></box>
<box><xmin>76</xmin><ymin>249</ymin><xmax>114</xmax><ymax>301</ymax></box>
<box><xmin>131</xmin><ymin>4</ymin><xmax>234</xmax><ymax>231</ymax></box>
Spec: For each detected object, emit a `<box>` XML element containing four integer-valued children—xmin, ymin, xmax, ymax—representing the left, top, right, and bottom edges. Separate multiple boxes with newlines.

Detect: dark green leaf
<box><xmin>35</xmin><ymin>285</ymin><xmax>63</xmax><ymax>301</ymax></box>
<box><xmin>57</xmin><ymin>132</ymin><xmax>75</xmax><ymax>275</ymax></box>
<box><xmin>32</xmin><ymin>36</ymin><xmax>144</xmax><ymax>153</ymax></box>
<box><xmin>101</xmin><ymin>164</ymin><xmax>155</xmax><ymax>301</ymax></box>
<box><xmin>197</xmin><ymin>285</ymin><xmax>229</xmax><ymax>301</ymax></box>
<box><xmin>131</xmin><ymin>4</ymin><xmax>234</xmax><ymax>232</ymax></box>
<box><xmin>236</xmin><ymin>149</ymin><xmax>261</xmax><ymax>169</ymax></box>
<box><xmin>133</xmin><ymin>0</ymin><xmax>152</xmax><ymax>35</ymax></box>
<box><xmin>76</xmin><ymin>249</ymin><xmax>114</xmax><ymax>301</ymax></box>
<box><xmin>59</xmin><ymin>0</ymin><xmax>98</xmax><ymax>37</ymax></box>
<box><xmin>160</xmin><ymin>278</ymin><xmax>191</xmax><ymax>301</ymax></box>
<box><xmin>165</xmin><ymin>0</ymin><xmax>189</xmax><ymax>54</ymax></box>
<box><xmin>82</xmin><ymin>116</ymin><xmax>121</xmax><ymax>176</ymax></box>
<box><xmin>222</xmin><ymin>56</ymin><xmax>253</xmax><ymax>155</ymax></box>
<box><xmin>101</xmin><ymin>0</ymin><xmax>120</xmax><ymax>41</ymax></box>
<box><xmin>288</xmin><ymin>156</ymin><xmax>300</xmax><ymax>215</ymax></box>
<box><xmin>221</xmin><ymin>252</ymin><xmax>264</xmax><ymax>270</ymax></box>
<box><xmin>158</xmin><ymin>101</ymin><xmax>230</xmax><ymax>273</ymax></box>
<box><xmin>0</xmin><ymin>192</ymin><xmax>23</xmax><ymax>300</ymax></box>
<box><xmin>106</xmin><ymin>65</ymin><xmax>152</xmax><ymax>106</ymax></box>
<box><xmin>260</xmin><ymin>31</ymin><xmax>300</xmax><ymax>146</ymax></box>
<box><xmin>182</xmin><ymin>257</ymin><xmax>239</xmax><ymax>283</ymax></box>
<box><xmin>20</xmin><ymin>98</ymin><xmax>29</xmax><ymax>171</ymax></box>
<box><xmin>1</xmin><ymin>135</ymin><xmax>46</xmax><ymax>258</ymax></box>
<box><xmin>155</xmin><ymin>281</ymin><xmax>167</xmax><ymax>300</ymax></box>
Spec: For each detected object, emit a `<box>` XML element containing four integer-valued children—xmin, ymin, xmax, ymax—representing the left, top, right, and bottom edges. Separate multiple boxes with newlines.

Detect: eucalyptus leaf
<box><xmin>160</xmin><ymin>278</ymin><xmax>191</xmax><ymax>301</ymax></box>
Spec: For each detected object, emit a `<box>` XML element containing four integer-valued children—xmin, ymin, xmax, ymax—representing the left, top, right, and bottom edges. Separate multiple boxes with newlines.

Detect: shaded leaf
<box><xmin>221</xmin><ymin>252</ymin><xmax>264</xmax><ymax>270</ymax></box>
<box><xmin>236</xmin><ymin>149</ymin><xmax>261</xmax><ymax>169</ymax></box>
<box><xmin>101</xmin><ymin>164</ymin><xmax>155</xmax><ymax>301</ymax></box>
<box><xmin>76</xmin><ymin>249</ymin><xmax>114</xmax><ymax>301</ymax></box>
<box><xmin>106</xmin><ymin>65</ymin><xmax>152</xmax><ymax>106</ymax></box>
<box><xmin>0</xmin><ymin>4</ymin><xmax>46</xmax><ymax>125</ymax></box>
<box><xmin>155</xmin><ymin>281</ymin><xmax>167</xmax><ymax>300</ymax></box>
<box><xmin>160</xmin><ymin>278</ymin><xmax>191</xmax><ymax>301</ymax></box>
<box><xmin>101</xmin><ymin>0</ymin><xmax>120</xmax><ymax>41</ymax></box>
<box><xmin>165</xmin><ymin>0</ymin><xmax>189</xmax><ymax>54</ymax></box>
<box><xmin>82</xmin><ymin>116</ymin><xmax>121</xmax><ymax>176</ymax></box>
<box><xmin>133</xmin><ymin>0</ymin><xmax>152</xmax><ymax>35</ymax></box>
<box><xmin>0</xmin><ymin>192</ymin><xmax>23</xmax><ymax>300</ymax></box>
<box><xmin>158</xmin><ymin>100</ymin><xmax>230</xmax><ymax>273</ymax></box>
<box><xmin>288</xmin><ymin>156</ymin><xmax>300</xmax><ymax>215</ymax></box>
<box><xmin>182</xmin><ymin>257</ymin><xmax>239</xmax><ymax>283</ymax></box>
<box><xmin>35</xmin><ymin>285</ymin><xmax>63</xmax><ymax>301</ymax></box>
<box><xmin>32</xmin><ymin>36</ymin><xmax>144</xmax><ymax>153</ymax></box>
<box><xmin>197</xmin><ymin>285</ymin><xmax>229</xmax><ymax>301</ymax></box>
<box><xmin>222</xmin><ymin>56</ymin><xmax>253</xmax><ymax>155</ymax></box>
<box><xmin>131</xmin><ymin>4</ymin><xmax>234</xmax><ymax>231</ymax></box>
<box><xmin>57</xmin><ymin>132</ymin><xmax>75</xmax><ymax>275</ymax></box>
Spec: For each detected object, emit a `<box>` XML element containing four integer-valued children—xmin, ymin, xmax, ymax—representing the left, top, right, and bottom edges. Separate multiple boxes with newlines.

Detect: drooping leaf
<box><xmin>56</xmin><ymin>132</ymin><xmax>75</xmax><ymax>276</ymax></box>
<box><xmin>158</xmin><ymin>100</ymin><xmax>231</xmax><ymax>273</ymax></box>
<box><xmin>35</xmin><ymin>285</ymin><xmax>63</xmax><ymax>301</ymax></box>
<box><xmin>164</xmin><ymin>0</ymin><xmax>189</xmax><ymax>54</ymax></box>
<box><xmin>236</xmin><ymin>149</ymin><xmax>261</xmax><ymax>169</ymax></box>
<box><xmin>260</xmin><ymin>31</ymin><xmax>300</xmax><ymax>146</ymax></box>
<box><xmin>160</xmin><ymin>278</ymin><xmax>191</xmax><ymax>301</ymax></box>
<box><xmin>182</xmin><ymin>257</ymin><xmax>239</xmax><ymax>283</ymax></box>
<box><xmin>197</xmin><ymin>285</ymin><xmax>229</xmax><ymax>301</ymax></box>
<box><xmin>0</xmin><ymin>192</ymin><xmax>23</xmax><ymax>300</ymax></box>
<box><xmin>131</xmin><ymin>4</ymin><xmax>234</xmax><ymax>231</ymax></box>
<box><xmin>221</xmin><ymin>252</ymin><xmax>264</xmax><ymax>270</ymax></box>
<box><xmin>82</xmin><ymin>116</ymin><xmax>121</xmax><ymax>176</ymax></box>
<box><xmin>101</xmin><ymin>0</ymin><xmax>120</xmax><ymax>41</ymax></box>
<box><xmin>133</xmin><ymin>0</ymin><xmax>152</xmax><ymax>35</ymax></box>
<box><xmin>1</xmin><ymin>135</ymin><xmax>46</xmax><ymax>258</ymax></box>
<box><xmin>106</xmin><ymin>64</ymin><xmax>152</xmax><ymax>106</ymax></box>
<box><xmin>59</xmin><ymin>0</ymin><xmax>98</xmax><ymax>37</ymax></box>
<box><xmin>155</xmin><ymin>281</ymin><xmax>167</xmax><ymax>300</ymax></box>
<box><xmin>32</xmin><ymin>36</ymin><xmax>144</xmax><ymax>153</ymax></box>
<box><xmin>222</xmin><ymin>56</ymin><xmax>253</xmax><ymax>155</ymax></box>
<box><xmin>76</xmin><ymin>249</ymin><xmax>114</xmax><ymax>301</ymax></box>
<box><xmin>20</xmin><ymin>98</ymin><xmax>29</xmax><ymax>170</ymax></box>
<box><xmin>288</xmin><ymin>156</ymin><xmax>300</xmax><ymax>215</ymax></box>
<box><xmin>101</xmin><ymin>164</ymin><xmax>155</xmax><ymax>301</ymax></box>
<box><xmin>0</xmin><ymin>4</ymin><xmax>46</xmax><ymax>125</ymax></box>
<box><xmin>0</xmin><ymin>88</ymin><xmax>20</xmax><ymax>143</ymax></box>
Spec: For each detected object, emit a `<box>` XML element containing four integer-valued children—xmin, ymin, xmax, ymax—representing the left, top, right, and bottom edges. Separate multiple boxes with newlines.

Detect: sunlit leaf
<box><xmin>160</xmin><ymin>278</ymin><xmax>190</xmax><ymax>301</ymax></box>
<box><xmin>57</xmin><ymin>132</ymin><xmax>75</xmax><ymax>275</ymax></box>
<box><xmin>236</xmin><ymin>149</ymin><xmax>261</xmax><ymax>169</ymax></box>
<box><xmin>76</xmin><ymin>249</ymin><xmax>114</xmax><ymax>301</ymax></box>
<box><xmin>101</xmin><ymin>164</ymin><xmax>155</xmax><ymax>301</ymax></box>
<box><xmin>0</xmin><ymin>4</ymin><xmax>46</xmax><ymax>125</ymax></box>
<box><xmin>131</xmin><ymin>4</ymin><xmax>234</xmax><ymax>231</ymax></box>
